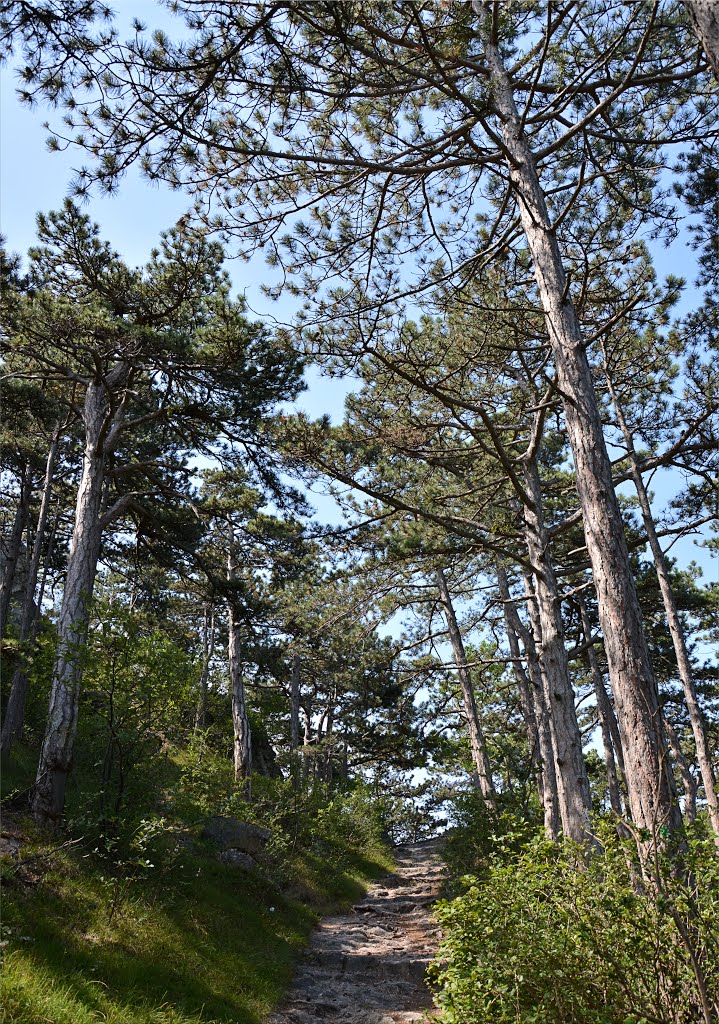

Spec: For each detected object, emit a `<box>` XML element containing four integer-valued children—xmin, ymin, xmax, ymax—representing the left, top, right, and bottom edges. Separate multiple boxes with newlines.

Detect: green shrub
<box><xmin>441</xmin><ymin>788</ymin><xmax>540</xmax><ymax>889</ymax></box>
<box><xmin>52</xmin><ymin>599</ymin><xmax>198</xmax><ymax>844</ymax></box>
<box><xmin>430</xmin><ymin>822</ymin><xmax>719</xmax><ymax>1024</ymax></box>
<box><xmin>0</xmin><ymin>767</ymin><xmax>393</xmax><ymax>1024</ymax></box>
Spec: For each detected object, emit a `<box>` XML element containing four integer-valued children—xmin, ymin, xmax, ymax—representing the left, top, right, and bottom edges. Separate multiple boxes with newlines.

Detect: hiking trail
<box><xmin>269</xmin><ymin>838</ymin><xmax>445</xmax><ymax>1024</ymax></box>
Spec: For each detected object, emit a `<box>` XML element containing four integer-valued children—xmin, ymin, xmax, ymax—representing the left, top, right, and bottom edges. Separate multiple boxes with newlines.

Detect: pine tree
<box><xmin>1</xmin><ymin>204</ymin><xmax>303</xmax><ymax>825</ymax></box>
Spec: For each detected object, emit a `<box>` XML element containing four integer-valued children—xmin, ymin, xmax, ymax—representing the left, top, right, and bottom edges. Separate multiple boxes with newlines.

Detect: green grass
<box><xmin>0</xmin><ymin>740</ymin><xmax>38</xmax><ymax>802</ymax></box>
<box><xmin>0</xmin><ymin>746</ymin><xmax>394</xmax><ymax>1024</ymax></box>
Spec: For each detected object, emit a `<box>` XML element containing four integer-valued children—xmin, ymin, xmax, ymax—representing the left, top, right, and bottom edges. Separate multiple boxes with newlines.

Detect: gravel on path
<box><xmin>269</xmin><ymin>838</ymin><xmax>445</xmax><ymax>1024</ymax></box>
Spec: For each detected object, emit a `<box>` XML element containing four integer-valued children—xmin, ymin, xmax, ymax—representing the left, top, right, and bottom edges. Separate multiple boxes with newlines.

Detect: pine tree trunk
<box><xmin>194</xmin><ymin>605</ymin><xmax>215</xmax><ymax>733</ymax></box>
<box><xmin>2</xmin><ymin>428</ymin><xmax>61</xmax><ymax>755</ymax></box>
<box><xmin>303</xmin><ymin>703</ymin><xmax>312</xmax><ymax>747</ymax></box>
<box><xmin>478</xmin><ymin>17</ymin><xmax>679</xmax><ymax>836</ymax></box>
<box><xmin>300</xmin><ymin>699</ymin><xmax>314</xmax><ymax>782</ymax></box>
<box><xmin>516</xmin><ymin>569</ymin><xmax>562</xmax><ymax>839</ymax></box>
<box><xmin>578</xmin><ymin>594</ymin><xmax>624</xmax><ymax>819</ymax></box>
<box><xmin>495</xmin><ymin>562</ymin><xmax>548</xmax><ymax>823</ymax></box>
<box><xmin>607</xmin><ymin>378</ymin><xmax>719</xmax><ymax>840</ymax></box>
<box><xmin>227</xmin><ymin>539</ymin><xmax>251</xmax><ymax>789</ymax></box>
<box><xmin>32</xmin><ymin>385</ymin><xmax>107</xmax><ymax>826</ymax></box>
<box><xmin>229</xmin><ymin>606</ymin><xmax>252</xmax><ymax>787</ymax></box>
<box><xmin>684</xmin><ymin>0</ymin><xmax>719</xmax><ymax>79</ymax></box>
<box><xmin>0</xmin><ymin>466</ymin><xmax>31</xmax><ymax>641</ymax></box>
<box><xmin>436</xmin><ymin>567</ymin><xmax>496</xmax><ymax>811</ymax></box>
<box><xmin>607</xmin><ymin>700</ymin><xmax>627</xmax><ymax>786</ymax></box>
<box><xmin>665</xmin><ymin>717</ymin><xmax>698</xmax><ymax>823</ymax></box>
<box><xmin>522</xmin><ymin>460</ymin><xmax>592</xmax><ymax>841</ymax></box>
<box><xmin>323</xmin><ymin>699</ymin><xmax>334</xmax><ymax>785</ymax></box>
<box><xmin>289</xmin><ymin>652</ymin><xmax>301</xmax><ymax>787</ymax></box>
<box><xmin>290</xmin><ymin>653</ymin><xmax>301</xmax><ymax>751</ymax></box>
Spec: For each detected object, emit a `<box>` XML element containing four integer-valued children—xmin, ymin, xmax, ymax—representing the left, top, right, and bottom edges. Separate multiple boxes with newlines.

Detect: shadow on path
<box><xmin>269</xmin><ymin>838</ymin><xmax>445</xmax><ymax>1024</ymax></box>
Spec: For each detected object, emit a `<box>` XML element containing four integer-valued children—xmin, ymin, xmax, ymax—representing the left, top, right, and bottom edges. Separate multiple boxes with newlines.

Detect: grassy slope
<box><xmin>0</xmin><ymin>747</ymin><xmax>393</xmax><ymax>1024</ymax></box>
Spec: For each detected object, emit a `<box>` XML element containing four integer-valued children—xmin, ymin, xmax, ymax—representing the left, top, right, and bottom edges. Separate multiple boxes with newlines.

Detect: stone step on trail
<box><xmin>269</xmin><ymin>838</ymin><xmax>444</xmax><ymax>1024</ymax></box>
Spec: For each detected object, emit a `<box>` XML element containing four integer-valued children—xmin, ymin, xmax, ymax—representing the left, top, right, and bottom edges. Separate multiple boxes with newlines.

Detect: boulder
<box><xmin>202</xmin><ymin>816</ymin><xmax>271</xmax><ymax>855</ymax></box>
<box><xmin>0</xmin><ymin>835</ymin><xmax>21</xmax><ymax>861</ymax></box>
<box><xmin>217</xmin><ymin>849</ymin><xmax>258</xmax><ymax>871</ymax></box>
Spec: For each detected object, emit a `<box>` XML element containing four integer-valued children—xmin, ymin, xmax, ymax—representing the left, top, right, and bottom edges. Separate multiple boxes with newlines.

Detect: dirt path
<box><xmin>270</xmin><ymin>839</ymin><xmax>444</xmax><ymax>1024</ymax></box>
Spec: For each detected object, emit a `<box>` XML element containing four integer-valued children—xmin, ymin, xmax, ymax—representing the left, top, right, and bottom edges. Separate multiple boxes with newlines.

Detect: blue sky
<box><xmin>1</xmin><ymin>49</ymin><xmax>355</xmax><ymax>525</ymax></box>
<box><xmin>1</xmin><ymin>19</ymin><xmax>715</xmax><ymax>589</ymax></box>
<box><xmin>0</xmin><ymin>47</ymin><xmax>355</xmax><ymax>425</ymax></box>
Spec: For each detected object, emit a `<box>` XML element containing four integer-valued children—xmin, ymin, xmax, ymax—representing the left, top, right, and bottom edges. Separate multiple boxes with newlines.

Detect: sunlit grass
<box><xmin>0</xmin><ymin>744</ymin><xmax>393</xmax><ymax>1024</ymax></box>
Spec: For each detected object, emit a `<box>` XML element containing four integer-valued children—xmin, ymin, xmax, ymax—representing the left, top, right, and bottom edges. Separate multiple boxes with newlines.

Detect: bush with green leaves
<box><xmin>441</xmin><ymin>787</ymin><xmax>540</xmax><ymax>888</ymax></box>
<box><xmin>430</xmin><ymin>822</ymin><xmax>719</xmax><ymax>1024</ymax></box>
<box><xmin>176</xmin><ymin>734</ymin><xmax>390</xmax><ymax>880</ymax></box>
<box><xmin>76</xmin><ymin>599</ymin><xmax>197</xmax><ymax>822</ymax></box>
<box><xmin>234</xmin><ymin>777</ymin><xmax>389</xmax><ymax>879</ymax></box>
<box><xmin>0</xmin><ymin>616</ymin><xmax>57</xmax><ymax>746</ymax></box>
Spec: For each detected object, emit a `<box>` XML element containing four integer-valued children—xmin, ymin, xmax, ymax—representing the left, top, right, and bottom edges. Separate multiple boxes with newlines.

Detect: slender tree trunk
<box><xmin>515</xmin><ymin>569</ymin><xmax>562</xmax><ymax>839</ymax></box>
<box><xmin>301</xmin><ymin>700</ymin><xmax>313</xmax><ymax>782</ymax></box>
<box><xmin>577</xmin><ymin>594</ymin><xmax>624</xmax><ymax>819</ymax></box>
<box><xmin>290</xmin><ymin>653</ymin><xmax>301</xmax><ymax>751</ymax></box>
<box><xmin>0</xmin><ymin>465</ymin><xmax>31</xmax><ymax>641</ymax></box>
<box><xmin>606</xmin><ymin>374</ymin><xmax>719</xmax><ymax>840</ymax></box>
<box><xmin>30</xmin><ymin>511</ymin><xmax>58</xmax><ymax>649</ymax></box>
<box><xmin>2</xmin><ymin>428</ymin><xmax>61</xmax><ymax>755</ymax></box>
<box><xmin>229</xmin><ymin>610</ymin><xmax>252</xmax><ymax>788</ymax></box>
<box><xmin>478</xmin><ymin>16</ymin><xmax>679</xmax><ymax>835</ymax></box>
<box><xmin>194</xmin><ymin>605</ymin><xmax>215</xmax><ymax>733</ymax></box>
<box><xmin>316</xmin><ymin>704</ymin><xmax>329</xmax><ymax>745</ymax></box>
<box><xmin>522</xmin><ymin>460</ymin><xmax>592</xmax><ymax>841</ymax></box>
<box><xmin>32</xmin><ymin>385</ymin><xmax>108</xmax><ymax>826</ymax></box>
<box><xmin>290</xmin><ymin>652</ymin><xmax>301</xmax><ymax>787</ymax></box>
<box><xmin>324</xmin><ymin>699</ymin><xmax>334</xmax><ymax>785</ymax></box>
<box><xmin>495</xmin><ymin>564</ymin><xmax>545</xmax><ymax>807</ymax></box>
<box><xmin>436</xmin><ymin>567</ymin><xmax>497</xmax><ymax>811</ymax></box>
<box><xmin>665</xmin><ymin>717</ymin><xmax>698</xmax><ymax>823</ymax></box>
<box><xmin>195</xmin><ymin>605</ymin><xmax>209</xmax><ymax>732</ymax></box>
<box><xmin>684</xmin><ymin>0</ymin><xmax>719</xmax><ymax>79</ymax></box>
<box><xmin>227</xmin><ymin>539</ymin><xmax>251</xmax><ymax>789</ymax></box>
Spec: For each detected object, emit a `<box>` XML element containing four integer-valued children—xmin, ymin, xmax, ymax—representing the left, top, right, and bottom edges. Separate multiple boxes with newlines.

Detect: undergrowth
<box><xmin>431</xmin><ymin>794</ymin><xmax>719</xmax><ymax>1024</ymax></box>
<box><xmin>0</xmin><ymin>740</ymin><xmax>393</xmax><ymax>1024</ymax></box>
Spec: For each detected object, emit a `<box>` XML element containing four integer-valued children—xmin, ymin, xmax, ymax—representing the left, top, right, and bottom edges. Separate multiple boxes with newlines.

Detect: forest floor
<box><xmin>0</xmin><ymin>745</ymin><xmax>396</xmax><ymax>1024</ymax></box>
<box><xmin>269</xmin><ymin>838</ymin><xmax>445</xmax><ymax>1024</ymax></box>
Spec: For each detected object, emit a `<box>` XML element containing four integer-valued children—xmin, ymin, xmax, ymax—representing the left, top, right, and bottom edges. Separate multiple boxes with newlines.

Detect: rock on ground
<box><xmin>269</xmin><ymin>838</ymin><xmax>444</xmax><ymax>1024</ymax></box>
<box><xmin>201</xmin><ymin>816</ymin><xmax>271</xmax><ymax>854</ymax></box>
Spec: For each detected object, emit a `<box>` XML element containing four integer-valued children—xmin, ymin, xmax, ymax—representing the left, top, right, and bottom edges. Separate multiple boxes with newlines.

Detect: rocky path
<box><xmin>270</xmin><ymin>839</ymin><xmax>445</xmax><ymax>1024</ymax></box>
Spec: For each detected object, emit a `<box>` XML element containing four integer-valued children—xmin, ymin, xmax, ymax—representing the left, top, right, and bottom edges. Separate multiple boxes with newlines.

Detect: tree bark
<box><xmin>436</xmin><ymin>567</ymin><xmax>497</xmax><ymax>811</ymax></box>
<box><xmin>577</xmin><ymin>593</ymin><xmax>624</xmax><ymax>819</ymax></box>
<box><xmin>227</xmin><ymin>539</ymin><xmax>251</xmax><ymax>789</ymax></box>
<box><xmin>684</xmin><ymin>0</ymin><xmax>719</xmax><ymax>80</ymax></box>
<box><xmin>290</xmin><ymin>653</ymin><xmax>301</xmax><ymax>751</ymax></box>
<box><xmin>665</xmin><ymin>717</ymin><xmax>698</xmax><ymax>823</ymax></box>
<box><xmin>521</xmin><ymin>460</ymin><xmax>592</xmax><ymax>842</ymax></box>
<box><xmin>289</xmin><ymin>652</ymin><xmax>301</xmax><ymax>787</ymax></box>
<box><xmin>606</xmin><ymin>374</ymin><xmax>719</xmax><ymax>841</ymax></box>
<box><xmin>32</xmin><ymin>384</ymin><xmax>108</xmax><ymax>826</ymax></box>
<box><xmin>478</xmin><ymin>14</ymin><xmax>679</xmax><ymax>836</ymax></box>
<box><xmin>298</xmin><ymin>701</ymin><xmax>312</xmax><ymax>781</ymax></box>
<box><xmin>303</xmin><ymin>702</ymin><xmax>312</xmax><ymax>747</ymax></box>
<box><xmin>229</xmin><ymin>608</ymin><xmax>252</xmax><ymax>788</ymax></box>
<box><xmin>323</xmin><ymin>697</ymin><xmax>335</xmax><ymax>785</ymax></box>
<box><xmin>194</xmin><ymin>604</ymin><xmax>215</xmax><ymax>733</ymax></box>
<box><xmin>520</xmin><ymin>587</ymin><xmax>562</xmax><ymax>841</ymax></box>
<box><xmin>0</xmin><ymin>465</ymin><xmax>31</xmax><ymax>641</ymax></box>
<box><xmin>2</xmin><ymin>427</ymin><xmax>61</xmax><ymax>756</ymax></box>
<box><xmin>496</xmin><ymin>561</ymin><xmax>560</xmax><ymax>838</ymax></box>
